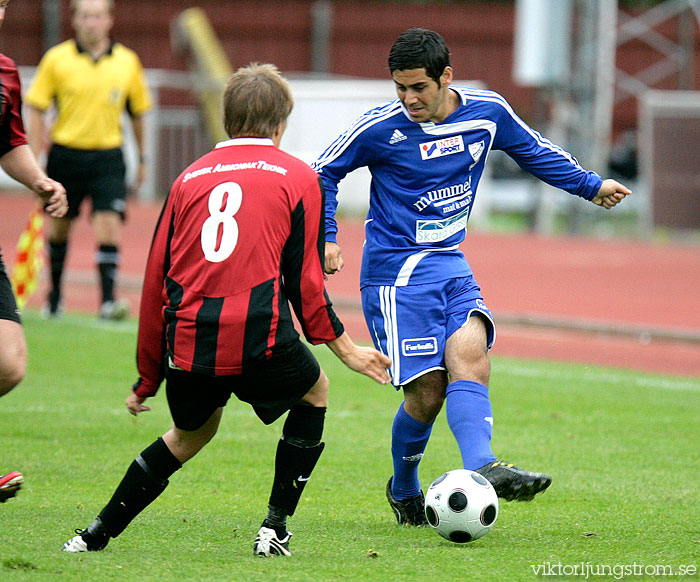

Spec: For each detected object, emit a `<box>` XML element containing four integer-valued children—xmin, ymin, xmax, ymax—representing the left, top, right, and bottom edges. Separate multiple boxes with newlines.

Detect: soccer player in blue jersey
<box><xmin>313</xmin><ymin>28</ymin><xmax>630</xmax><ymax>526</ymax></box>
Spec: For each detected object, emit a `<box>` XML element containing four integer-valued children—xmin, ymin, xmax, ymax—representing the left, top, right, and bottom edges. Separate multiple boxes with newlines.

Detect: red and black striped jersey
<box><xmin>135</xmin><ymin>138</ymin><xmax>344</xmax><ymax>397</ymax></box>
<box><xmin>0</xmin><ymin>53</ymin><xmax>28</xmax><ymax>157</ymax></box>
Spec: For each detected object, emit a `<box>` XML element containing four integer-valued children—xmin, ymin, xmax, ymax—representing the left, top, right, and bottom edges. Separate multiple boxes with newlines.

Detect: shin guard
<box><xmin>268</xmin><ymin>439</ymin><xmax>325</xmax><ymax>517</ymax></box>
<box><xmin>98</xmin><ymin>438</ymin><xmax>181</xmax><ymax>537</ymax></box>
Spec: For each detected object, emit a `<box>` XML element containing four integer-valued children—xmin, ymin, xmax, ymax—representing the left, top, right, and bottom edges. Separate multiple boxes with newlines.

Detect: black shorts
<box><xmin>0</xmin><ymin>250</ymin><xmax>20</xmax><ymax>323</ymax></box>
<box><xmin>165</xmin><ymin>340</ymin><xmax>321</xmax><ymax>431</ymax></box>
<box><xmin>47</xmin><ymin>144</ymin><xmax>127</xmax><ymax>220</ymax></box>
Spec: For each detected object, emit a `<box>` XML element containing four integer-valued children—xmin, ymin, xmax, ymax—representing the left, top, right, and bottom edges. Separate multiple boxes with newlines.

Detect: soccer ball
<box><xmin>424</xmin><ymin>469</ymin><xmax>499</xmax><ymax>543</ymax></box>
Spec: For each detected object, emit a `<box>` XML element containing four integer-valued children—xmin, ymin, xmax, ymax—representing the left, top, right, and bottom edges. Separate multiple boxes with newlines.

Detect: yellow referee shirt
<box><xmin>25</xmin><ymin>39</ymin><xmax>152</xmax><ymax>150</ymax></box>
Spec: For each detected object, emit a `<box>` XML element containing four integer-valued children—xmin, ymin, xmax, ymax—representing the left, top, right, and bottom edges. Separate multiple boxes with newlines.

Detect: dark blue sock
<box><xmin>446</xmin><ymin>380</ymin><xmax>497</xmax><ymax>470</ymax></box>
<box><xmin>390</xmin><ymin>402</ymin><xmax>433</xmax><ymax>500</ymax></box>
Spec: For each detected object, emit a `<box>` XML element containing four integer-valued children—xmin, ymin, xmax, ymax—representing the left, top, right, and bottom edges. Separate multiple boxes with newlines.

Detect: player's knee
<box><xmin>422</xmin><ymin>395</ymin><xmax>444</xmax><ymax>421</ymax></box>
<box><xmin>403</xmin><ymin>372</ymin><xmax>446</xmax><ymax>421</ymax></box>
<box><xmin>0</xmin><ymin>361</ymin><xmax>25</xmax><ymax>395</ymax></box>
<box><xmin>164</xmin><ymin>428</ymin><xmax>213</xmax><ymax>464</ymax></box>
<box><xmin>0</xmin><ymin>338</ymin><xmax>26</xmax><ymax>395</ymax></box>
<box><xmin>300</xmin><ymin>370</ymin><xmax>329</xmax><ymax>407</ymax></box>
<box><xmin>405</xmin><ymin>389</ymin><xmax>444</xmax><ymax>422</ymax></box>
<box><xmin>163</xmin><ymin>409</ymin><xmax>222</xmax><ymax>463</ymax></box>
<box><xmin>449</xmin><ymin>348</ymin><xmax>491</xmax><ymax>386</ymax></box>
<box><xmin>472</xmin><ymin>351</ymin><xmax>491</xmax><ymax>385</ymax></box>
<box><xmin>405</xmin><ymin>396</ymin><xmax>443</xmax><ymax>424</ymax></box>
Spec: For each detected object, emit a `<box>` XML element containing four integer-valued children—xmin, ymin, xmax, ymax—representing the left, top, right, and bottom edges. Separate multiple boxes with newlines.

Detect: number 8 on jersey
<box><xmin>200</xmin><ymin>181</ymin><xmax>242</xmax><ymax>263</ymax></box>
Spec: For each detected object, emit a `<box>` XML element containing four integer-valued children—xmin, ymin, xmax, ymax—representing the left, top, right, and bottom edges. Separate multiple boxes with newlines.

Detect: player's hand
<box><xmin>591</xmin><ymin>179</ymin><xmax>631</xmax><ymax>209</ymax></box>
<box><xmin>126</xmin><ymin>392</ymin><xmax>151</xmax><ymax>416</ymax></box>
<box><xmin>36</xmin><ymin>178</ymin><xmax>68</xmax><ymax>218</ymax></box>
<box><xmin>324</xmin><ymin>242</ymin><xmax>344</xmax><ymax>275</ymax></box>
<box><xmin>342</xmin><ymin>345</ymin><xmax>392</xmax><ymax>385</ymax></box>
<box><xmin>326</xmin><ymin>332</ymin><xmax>392</xmax><ymax>384</ymax></box>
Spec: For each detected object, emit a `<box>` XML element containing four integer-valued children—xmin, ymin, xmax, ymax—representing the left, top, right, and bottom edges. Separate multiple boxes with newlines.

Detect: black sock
<box><xmin>267</xmin><ymin>406</ymin><xmax>327</xmax><ymax>520</ymax></box>
<box><xmin>48</xmin><ymin>240</ymin><xmax>67</xmax><ymax>307</ymax></box>
<box><xmin>96</xmin><ymin>244</ymin><xmax>119</xmax><ymax>304</ymax></box>
<box><xmin>263</xmin><ymin>506</ymin><xmax>289</xmax><ymax>539</ymax></box>
<box><xmin>282</xmin><ymin>404</ymin><xmax>326</xmax><ymax>445</ymax></box>
<box><xmin>97</xmin><ymin>437</ymin><xmax>181</xmax><ymax>538</ymax></box>
<box><xmin>79</xmin><ymin>517</ymin><xmax>110</xmax><ymax>550</ymax></box>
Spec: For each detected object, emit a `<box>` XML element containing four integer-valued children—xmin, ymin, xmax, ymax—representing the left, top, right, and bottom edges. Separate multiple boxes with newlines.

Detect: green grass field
<box><xmin>1</xmin><ymin>312</ymin><xmax>698</xmax><ymax>581</ymax></box>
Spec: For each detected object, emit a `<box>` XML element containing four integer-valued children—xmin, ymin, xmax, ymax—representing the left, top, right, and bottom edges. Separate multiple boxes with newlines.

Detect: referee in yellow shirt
<box><xmin>26</xmin><ymin>0</ymin><xmax>151</xmax><ymax>320</ymax></box>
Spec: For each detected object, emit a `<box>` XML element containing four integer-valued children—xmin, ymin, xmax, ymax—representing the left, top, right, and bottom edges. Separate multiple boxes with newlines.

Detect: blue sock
<box><xmin>446</xmin><ymin>380</ymin><xmax>497</xmax><ymax>470</ymax></box>
<box><xmin>390</xmin><ymin>402</ymin><xmax>433</xmax><ymax>500</ymax></box>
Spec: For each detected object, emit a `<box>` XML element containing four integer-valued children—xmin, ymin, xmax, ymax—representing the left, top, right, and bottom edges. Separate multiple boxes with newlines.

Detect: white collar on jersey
<box><xmin>215</xmin><ymin>137</ymin><xmax>275</xmax><ymax>148</ymax></box>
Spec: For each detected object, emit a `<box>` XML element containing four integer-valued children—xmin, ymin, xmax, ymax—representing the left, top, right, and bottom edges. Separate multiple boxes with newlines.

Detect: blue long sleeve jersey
<box><xmin>312</xmin><ymin>87</ymin><xmax>603</xmax><ymax>288</ymax></box>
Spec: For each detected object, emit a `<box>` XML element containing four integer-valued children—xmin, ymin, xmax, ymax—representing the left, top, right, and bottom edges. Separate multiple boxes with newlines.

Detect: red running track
<box><xmin>2</xmin><ymin>192</ymin><xmax>698</xmax><ymax>377</ymax></box>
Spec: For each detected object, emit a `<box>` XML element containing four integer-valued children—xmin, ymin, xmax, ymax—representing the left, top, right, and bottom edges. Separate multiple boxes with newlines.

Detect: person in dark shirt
<box><xmin>61</xmin><ymin>63</ymin><xmax>390</xmax><ymax>557</ymax></box>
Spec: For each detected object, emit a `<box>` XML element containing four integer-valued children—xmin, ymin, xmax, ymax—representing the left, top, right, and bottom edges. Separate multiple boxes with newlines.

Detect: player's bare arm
<box><xmin>324</xmin><ymin>241</ymin><xmax>344</xmax><ymax>275</ymax></box>
<box><xmin>326</xmin><ymin>331</ymin><xmax>392</xmax><ymax>385</ymax></box>
<box><xmin>130</xmin><ymin>115</ymin><xmax>147</xmax><ymax>195</ymax></box>
<box><xmin>26</xmin><ymin>106</ymin><xmax>49</xmax><ymax>158</ymax></box>
<box><xmin>591</xmin><ymin>178</ymin><xmax>631</xmax><ymax>209</ymax></box>
<box><xmin>0</xmin><ymin>144</ymin><xmax>67</xmax><ymax>217</ymax></box>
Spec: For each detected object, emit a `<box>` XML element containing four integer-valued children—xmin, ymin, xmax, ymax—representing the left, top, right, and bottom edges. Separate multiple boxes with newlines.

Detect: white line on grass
<box><xmin>25</xmin><ymin>312</ymin><xmax>698</xmax><ymax>393</ymax></box>
<box><xmin>24</xmin><ymin>310</ymin><xmax>138</xmax><ymax>333</ymax></box>
<box><xmin>499</xmin><ymin>362</ymin><xmax>700</xmax><ymax>393</ymax></box>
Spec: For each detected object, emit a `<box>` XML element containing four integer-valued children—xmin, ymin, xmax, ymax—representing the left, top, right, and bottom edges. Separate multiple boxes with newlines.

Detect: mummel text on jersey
<box><xmin>312</xmin><ymin>87</ymin><xmax>603</xmax><ymax>288</ymax></box>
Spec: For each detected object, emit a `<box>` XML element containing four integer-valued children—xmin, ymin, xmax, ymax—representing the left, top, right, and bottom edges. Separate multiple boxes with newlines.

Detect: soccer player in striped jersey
<box><xmin>0</xmin><ymin>0</ymin><xmax>67</xmax><ymax>504</ymax></box>
<box><xmin>313</xmin><ymin>28</ymin><xmax>630</xmax><ymax>525</ymax></box>
<box><xmin>61</xmin><ymin>63</ymin><xmax>390</xmax><ymax>556</ymax></box>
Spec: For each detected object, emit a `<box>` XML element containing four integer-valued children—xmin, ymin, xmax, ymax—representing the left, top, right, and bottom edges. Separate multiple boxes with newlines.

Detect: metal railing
<box><xmin>9</xmin><ymin>67</ymin><xmax>210</xmax><ymax>202</ymax></box>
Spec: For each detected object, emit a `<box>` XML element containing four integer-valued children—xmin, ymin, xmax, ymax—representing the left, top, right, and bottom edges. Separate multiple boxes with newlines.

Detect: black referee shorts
<box><xmin>0</xmin><ymin>250</ymin><xmax>21</xmax><ymax>324</ymax></box>
<box><xmin>165</xmin><ymin>340</ymin><xmax>322</xmax><ymax>431</ymax></box>
<box><xmin>47</xmin><ymin>144</ymin><xmax>127</xmax><ymax>220</ymax></box>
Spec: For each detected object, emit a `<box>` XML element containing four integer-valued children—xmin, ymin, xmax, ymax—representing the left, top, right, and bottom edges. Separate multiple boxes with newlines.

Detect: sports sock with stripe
<box><xmin>266</xmin><ymin>405</ymin><xmax>326</xmax><ymax>532</ymax></box>
<box><xmin>446</xmin><ymin>380</ymin><xmax>497</xmax><ymax>470</ymax></box>
<box><xmin>390</xmin><ymin>401</ymin><xmax>433</xmax><ymax>500</ymax></box>
<box><xmin>96</xmin><ymin>244</ymin><xmax>119</xmax><ymax>304</ymax></box>
<box><xmin>97</xmin><ymin>437</ymin><xmax>182</xmax><ymax>537</ymax></box>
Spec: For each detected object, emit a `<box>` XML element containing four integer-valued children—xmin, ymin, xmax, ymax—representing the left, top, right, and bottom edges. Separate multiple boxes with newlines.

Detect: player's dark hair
<box><xmin>388</xmin><ymin>28</ymin><xmax>451</xmax><ymax>84</ymax></box>
<box><xmin>223</xmin><ymin>63</ymin><xmax>293</xmax><ymax>139</ymax></box>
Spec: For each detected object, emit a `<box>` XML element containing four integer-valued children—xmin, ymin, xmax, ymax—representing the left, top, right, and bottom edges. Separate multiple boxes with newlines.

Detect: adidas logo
<box><xmin>389</xmin><ymin>129</ymin><xmax>407</xmax><ymax>144</ymax></box>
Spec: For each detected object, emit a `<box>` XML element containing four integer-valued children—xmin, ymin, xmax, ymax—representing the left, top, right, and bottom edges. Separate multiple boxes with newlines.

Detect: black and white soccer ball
<box><xmin>424</xmin><ymin>469</ymin><xmax>499</xmax><ymax>543</ymax></box>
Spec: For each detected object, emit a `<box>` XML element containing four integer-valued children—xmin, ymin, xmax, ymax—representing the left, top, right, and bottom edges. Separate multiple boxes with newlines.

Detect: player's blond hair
<box><xmin>223</xmin><ymin>63</ymin><xmax>293</xmax><ymax>139</ymax></box>
<box><xmin>70</xmin><ymin>0</ymin><xmax>114</xmax><ymax>16</ymax></box>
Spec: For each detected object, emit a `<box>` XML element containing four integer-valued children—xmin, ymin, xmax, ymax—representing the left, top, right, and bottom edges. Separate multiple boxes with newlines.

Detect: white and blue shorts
<box><xmin>361</xmin><ymin>276</ymin><xmax>495</xmax><ymax>388</ymax></box>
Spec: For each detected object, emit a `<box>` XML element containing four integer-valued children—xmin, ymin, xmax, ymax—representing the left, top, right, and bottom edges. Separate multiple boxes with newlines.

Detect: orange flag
<box><xmin>10</xmin><ymin>204</ymin><xmax>44</xmax><ymax>310</ymax></box>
